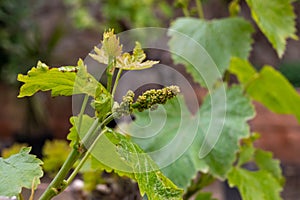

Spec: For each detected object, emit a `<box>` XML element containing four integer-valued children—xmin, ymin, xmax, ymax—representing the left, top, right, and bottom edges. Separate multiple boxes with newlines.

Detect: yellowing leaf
<box><xmin>245</xmin><ymin>0</ymin><xmax>298</xmax><ymax>57</ymax></box>
<box><xmin>18</xmin><ymin>59</ymin><xmax>108</xmax><ymax>98</ymax></box>
<box><xmin>90</xmin><ymin>40</ymin><xmax>158</xmax><ymax>70</ymax></box>
<box><xmin>116</xmin><ymin>42</ymin><xmax>159</xmax><ymax>70</ymax></box>
<box><xmin>229</xmin><ymin>58</ymin><xmax>300</xmax><ymax>122</ymax></box>
<box><xmin>89</xmin><ymin>46</ymin><xmax>109</xmax><ymax>65</ymax></box>
<box><xmin>102</xmin><ymin>29</ymin><xmax>122</xmax><ymax>58</ymax></box>
<box><xmin>1</xmin><ymin>143</ymin><xmax>28</xmax><ymax>158</ymax></box>
<box><xmin>42</xmin><ymin>140</ymin><xmax>71</xmax><ymax>176</ymax></box>
<box><xmin>89</xmin><ymin>29</ymin><xmax>122</xmax><ymax>64</ymax></box>
<box><xmin>18</xmin><ymin>61</ymin><xmax>76</xmax><ymax>97</ymax></box>
<box><xmin>0</xmin><ymin>147</ymin><xmax>43</xmax><ymax>197</ymax></box>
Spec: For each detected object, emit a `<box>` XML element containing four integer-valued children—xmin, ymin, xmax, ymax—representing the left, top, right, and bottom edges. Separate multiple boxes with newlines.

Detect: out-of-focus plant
<box><xmin>0</xmin><ymin>0</ymin><xmax>62</xmax><ymax>84</ymax></box>
<box><xmin>279</xmin><ymin>62</ymin><xmax>300</xmax><ymax>87</ymax></box>
<box><xmin>42</xmin><ymin>140</ymin><xmax>71</xmax><ymax>177</ymax></box>
<box><xmin>1</xmin><ymin>143</ymin><xmax>28</xmax><ymax>158</ymax></box>
<box><xmin>63</xmin><ymin>0</ymin><xmax>174</xmax><ymax>31</ymax></box>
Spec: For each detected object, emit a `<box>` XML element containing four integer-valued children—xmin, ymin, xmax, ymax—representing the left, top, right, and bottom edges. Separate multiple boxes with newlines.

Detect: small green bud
<box><xmin>113</xmin><ymin>90</ymin><xmax>135</xmax><ymax>118</ymax></box>
<box><xmin>132</xmin><ymin>85</ymin><xmax>180</xmax><ymax>112</ymax></box>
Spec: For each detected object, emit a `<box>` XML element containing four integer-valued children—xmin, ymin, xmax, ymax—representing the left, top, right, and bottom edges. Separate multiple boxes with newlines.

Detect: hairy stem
<box><xmin>81</xmin><ymin>118</ymin><xmax>100</xmax><ymax>146</ymax></box>
<box><xmin>66</xmin><ymin>128</ymin><xmax>106</xmax><ymax>185</ymax></box>
<box><xmin>40</xmin><ymin>112</ymin><xmax>115</xmax><ymax>200</ymax></box>
<box><xmin>39</xmin><ymin>149</ymin><xmax>81</xmax><ymax>200</ymax></box>
<box><xmin>76</xmin><ymin>95</ymin><xmax>89</xmax><ymax>143</ymax></box>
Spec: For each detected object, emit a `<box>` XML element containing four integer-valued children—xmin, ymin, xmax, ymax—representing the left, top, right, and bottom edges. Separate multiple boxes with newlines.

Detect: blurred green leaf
<box><xmin>278</xmin><ymin>62</ymin><xmax>300</xmax><ymax>87</ymax></box>
<box><xmin>254</xmin><ymin>149</ymin><xmax>284</xmax><ymax>184</ymax></box>
<box><xmin>229</xmin><ymin>134</ymin><xmax>284</xmax><ymax>200</ymax></box>
<box><xmin>228</xmin><ymin>168</ymin><xmax>282</xmax><ymax>200</ymax></box>
<box><xmin>82</xmin><ymin>170</ymin><xmax>103</xmax><ymax>192</ymax></box>
<box><xmin>229</xmin><ymin>58</ymin><xmax>300</xmax><ymax>122</ymax></box>
<box><xmin>245</xmin><ymin>0</ymin><xmax>297</xmax><ymax>57</ymax></box>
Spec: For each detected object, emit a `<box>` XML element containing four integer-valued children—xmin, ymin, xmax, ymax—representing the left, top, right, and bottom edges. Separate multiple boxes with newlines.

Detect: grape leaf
<box><xmin>18</xmin><ymin>59</ymin><xmax>108</xmax><ymax>98</ymax></box>
<box><xmin>229</xmin><ymin>134</ymin><xmax>284</xmax><ymax>200</ymax></box>
<box><xmin>245</xmin><ymin>0</ymin><xmax>297</xmax><ymax>57</ymax></box>
<box><xmin>89</xmin><ymin>129</ymin><xmax>184</xmax><ymax>200</ymax></box>
<box><xmin>90</xmin><ymin>41</ymin><xmax>159</xmax><ymax>71</ymax></box>
<box><xmin>67</xmin><ymin>115</ymin><xmax>97</xmax><ymax>148</ymax></box>
<box><xmin>67</xmin><ymin>114</ymin><xmax>183</xmax><ymax>199</ymax></box>
<box><xmin>128</xmin><ymin>86</ymin><xmax>254</xmax><ymax>189</ymax></box>
<box><xmin>168</xmin><ymin>17</ymin><xmax>253</xmax><ymax>88</ymax></box>
<box><xmin>229</xmin><ymin>57</ymin><xmax>300</xmax><ymax>122</ymax></box>
<box><xmin>228</xmin><ymin>168</ymin><xmax>282</xmax><ymax>200</ymax></box>
<box><xmin>115</xmin><ymin>42</ymin><xmax>159</xmax><ymax>70</ymax></box>
<box><xmin>254</xmin><ymin>149</ymin><xmax>284</xmax><ymax>184</ymax></box>
<box><xmin>0</xmin><ymin>147</ymin><xmax>43</xmax><ymax>197</ymax></box>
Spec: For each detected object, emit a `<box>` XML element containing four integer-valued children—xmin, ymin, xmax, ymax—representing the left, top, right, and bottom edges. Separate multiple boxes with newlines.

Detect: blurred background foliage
<box><xmin>0</xmin><ymin>0</ymin><xmax>62</xmax><ymax>84</ymax></box>
<box><xmin>63</xmin><ymin>0</ymin><xmax>173</xmax><ymax>30</ymax></box>
<box><xmin>1</xmin><ymin>0</ymin><xmax>300</xmax><ymax>86</ymax></box>
<box><xmin>0</xmin><ymin>0</ymin><xmax>174</xmax><ymax>85</ymax></box>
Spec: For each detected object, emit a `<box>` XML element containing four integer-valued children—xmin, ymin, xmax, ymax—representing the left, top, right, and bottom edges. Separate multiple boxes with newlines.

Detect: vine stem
<box><xmin>183</xmin><ymin>173</ymin><xmax>214</xmax><ymax>199</ymax></box>
<box><xmin>183</xmin><ymin>7</ymin><xmax>190</xmax><ymax>17</ymax></box>
<box><xmin>40</xmin><ymin>113</ymin><xmax>116</xmax><ymax>200</ymax></box>
<box><xmin>196</xmin><ymin>0</ymin><xmax>204</xmax><ymax>19</ymax></box>
<box><xmin>18</xmin><ymin>193</ymin><xmax>24</xmax><ymax>200</ymax></box>
<box><xmin>40</xmin><ymin>94</ymin><xmax>90</xmax><ymax>200</ymax></box>
<box><xmin>111</xmin><ymin>68</ymin><xmax>123</xmax><ymax>100</ymax></box>
<box><xmin>106</xmin><ymin>56</ymin><xmax>115</xmax><ymax>92</ymax></box>
<box><xmin>40</xmin><ymin>54</ymin><xmax>118</xmax><ymax>200</ymax></box>
<box><xmin>76</xmin><ymin>95</ymin><xmax>89</xmax><ymax>142</ymax></box>
<box><xmin>66</xmin><ymin>114</ymin><xmax>115</xmax><ymax>185</ymax></box>
<box><xmin>66</xmin><ymin>128</ymin><xmax>106</xmax><ymax>185</ymax></box>
<box><xmin>39</xmin><ymin>149</ymin><xmax>81</xmax><ymax>200</ymax></box>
